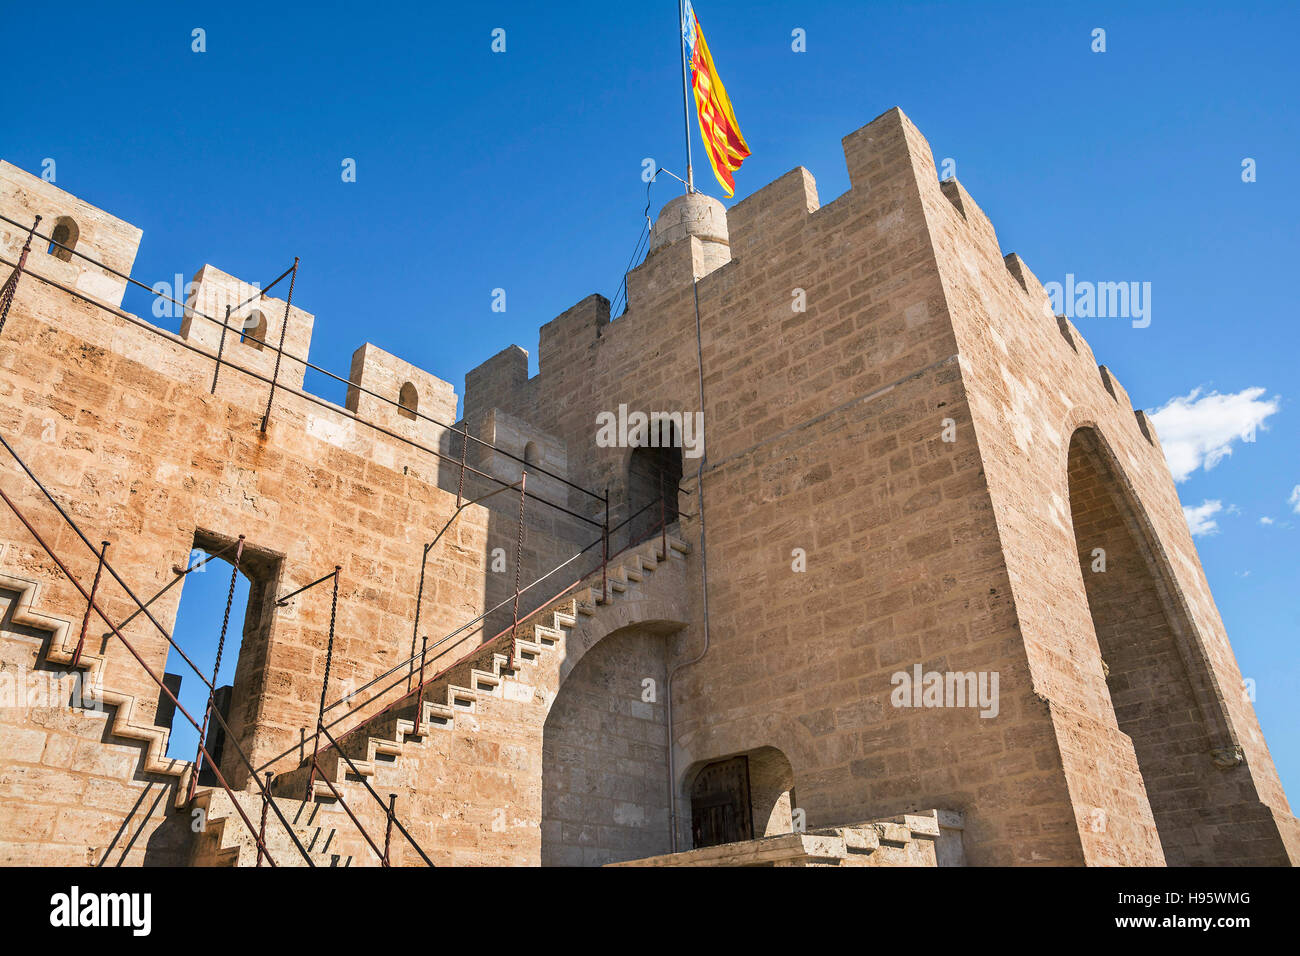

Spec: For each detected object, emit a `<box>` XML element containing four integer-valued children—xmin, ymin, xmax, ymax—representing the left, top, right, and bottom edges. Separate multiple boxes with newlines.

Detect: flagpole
<box><xmin>678</xmin><ymin>0</ymin><xmax>695</xmax><ymax>193</ymax></box>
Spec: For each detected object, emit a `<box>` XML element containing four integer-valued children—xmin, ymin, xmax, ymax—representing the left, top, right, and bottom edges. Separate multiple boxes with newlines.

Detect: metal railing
<box><xmin>0</xmin><ymin>213</ymin><xmax>689</xmax><ymax>866</ymax></box>
<box><xmin>0</xmin><ymin>211</ymin><xmax>609</xmax><ymax>529</ymax></box>
<box><xmin>307</xmin><ymin>486</ymin><xmax>680</xmax><ymax>774</ymax></box>
<box><xmin>0</xmin><ymin>461</ymin><xmax>313</xmax><ymax>866</ymax></box>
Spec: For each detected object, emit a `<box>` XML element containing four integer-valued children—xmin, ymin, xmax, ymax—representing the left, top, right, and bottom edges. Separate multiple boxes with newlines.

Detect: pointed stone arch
<box><xmin>538</xmin><ymin>579</ymin><xmax>689</xmax><ymax>866</ymax></box>
<box><xmin>1064</xmin><ymin>423</ymin><xmax>1255</xmax><ymax>864</ymax></box>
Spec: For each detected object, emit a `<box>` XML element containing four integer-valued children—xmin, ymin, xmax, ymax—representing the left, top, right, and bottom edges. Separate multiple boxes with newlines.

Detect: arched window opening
<box><xmin>240</xmin><ymin>310</ymin><xmax>267</xmax><ymax>349</ymax></box>
<box><xmin>628</xmin><ymin>419</ymin><xmax>682</xmax><ymax>545</ymax></box>
<box><xmin>47</xmin><ymin>216</ymin><xmax>78</xmax><ymax>262</ymax></box>
<box><xmin>398</xmin><ymin>382</ymin><xmax>419</xmax><ymax>420</ymax></box>
<box><xmin>523</xmin><ymin>441</ymin><xmax>540</xmax><ymax>466</ymax></box>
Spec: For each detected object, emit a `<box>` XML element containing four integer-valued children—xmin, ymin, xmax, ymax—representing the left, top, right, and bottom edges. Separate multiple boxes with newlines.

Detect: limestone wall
<box><xmin>455</xmin><ymin>107</ymin><xmax>1296</xmax><ymax>866</ymax></box>
<box><xmin>1</xmin><ymin>102</ymin><xmax>1293</xmax><ymax>867</ymax></box>
<box><xmin>0</xmin><ymin>164</ymin><xmax>588</xmax><ymax>864</ymax></box>
<box><xmin>923</xmin><ymin>149</ymin><xmax>1299</xmax><ymax>864</ymax></box>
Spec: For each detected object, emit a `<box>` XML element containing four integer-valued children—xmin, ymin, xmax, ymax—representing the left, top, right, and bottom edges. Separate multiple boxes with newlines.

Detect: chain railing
<box><xmin>305</xmin><ymin>484</ymin><xmax>679</xmax><ymax>781</ymax></box>
<box><xmin>0</xmin><ymin>211</ymin><xmax>609</xmax><ymax>529</ymax></box>
<box><xmin>0</xmin><ymin>212</ymin><xmax>691</xmax><ymax>867</ymax></box>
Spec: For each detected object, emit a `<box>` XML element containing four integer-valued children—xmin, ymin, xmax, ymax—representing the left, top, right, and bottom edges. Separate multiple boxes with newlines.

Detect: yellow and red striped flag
<box><xmin>683</xmin><ymin>2</ymin><xmax>750</xmax><ymax>198</ymax></box>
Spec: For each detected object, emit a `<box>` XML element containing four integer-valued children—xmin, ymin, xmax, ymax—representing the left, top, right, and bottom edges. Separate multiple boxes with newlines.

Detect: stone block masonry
<box><xmin>0</xmin><ymin>104</ymin><xmax>1295</xmax><ymax>867</ymax></box>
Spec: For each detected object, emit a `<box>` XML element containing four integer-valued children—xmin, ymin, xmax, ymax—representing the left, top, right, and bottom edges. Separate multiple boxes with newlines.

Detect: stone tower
<box><xmin>0</xmin><ymin>109</ymin><xmax>1294</xmax><ymax>867</ymax></box>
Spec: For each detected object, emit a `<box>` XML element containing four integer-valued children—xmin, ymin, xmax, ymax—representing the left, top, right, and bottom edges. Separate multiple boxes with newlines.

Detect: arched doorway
<box><xmin>686</xmin><ymin>746</ymin><xmax>796</xmax><ymax>849</ymax></box>
<box><xmin>627</xmin><ymin>418</ymin><xmax>682</xmax><ymax>545</ymax></box>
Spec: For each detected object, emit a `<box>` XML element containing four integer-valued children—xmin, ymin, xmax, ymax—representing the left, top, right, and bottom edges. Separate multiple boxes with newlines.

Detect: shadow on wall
<box><xmin>1066</xmin><ymin>426</ymin><xmax>1274</xmax><ymax>865</ymax></box>
<box><xmin>541</xmin><ymin>625</ymin><xmax>672</xmax><ymax>866</ymax></box>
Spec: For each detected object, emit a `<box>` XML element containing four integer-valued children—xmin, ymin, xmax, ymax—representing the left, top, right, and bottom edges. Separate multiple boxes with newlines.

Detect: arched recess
<box><xmin>683</xmin><ymin>746</ymin><xmax>796</xmax><ymax>849</ymax></box>
<box><xmin>1065</xmin><ymin>425</ymin><xmax>1246</xmax><ymax>865</ymax></box>
<box><xmin>398</xmin><ymin>382</ymin><xmax>419</xmax><ymax>421</ymax></box>
<box><xmin>541</xmin><ymin>623</ymin><xmax>675</xmax><ymax>866</ymax></box>
<box><xmin>48</xmin><ymin>216</ymin><xmax>78</xmax><ymax>262</ymax></box>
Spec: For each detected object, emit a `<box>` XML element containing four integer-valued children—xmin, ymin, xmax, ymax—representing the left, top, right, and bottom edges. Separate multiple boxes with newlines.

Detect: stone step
<box><xmin>251</xmin><ymin>532</ymin><xmax>693</xmax><ymax>855</ymax></box>
<box><xmin>191</xmin><ymin>788</ymin><xmax>354</xmax><ymax>867</ymax></box>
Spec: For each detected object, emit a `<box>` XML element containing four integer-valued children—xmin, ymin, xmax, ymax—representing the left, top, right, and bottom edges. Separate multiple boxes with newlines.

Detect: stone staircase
<box><xmin>190</xmin><ymin>787</ymin><xmax>354</xmax><ymax>867</ymax></box>
<box><xmin>610</xmin><ymin>812</ymin><xmax>967</xmax><ymax>867</ymax></box>
<box><xmin>0</xmin><ymin>570</ymin><xmax>192</xmax><ymax>797</ymax></box>
<box><xmin>265</xmin><ymin>532</ymin><xmax>691</xmax><ymax>825</ymax></box>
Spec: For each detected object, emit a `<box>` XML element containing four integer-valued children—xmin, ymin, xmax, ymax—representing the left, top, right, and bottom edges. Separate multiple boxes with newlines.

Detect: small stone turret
<box><xmin>649</xmin><ymin>191</ymin><xmax>730</xmax><ymax>277</ymax></box>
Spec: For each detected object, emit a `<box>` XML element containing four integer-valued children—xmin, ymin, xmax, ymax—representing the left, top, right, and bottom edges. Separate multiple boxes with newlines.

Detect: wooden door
<box><xmin>690</xmin><ymin>756</ymin><xmax>753</xmax><ymax>848</ymax></box>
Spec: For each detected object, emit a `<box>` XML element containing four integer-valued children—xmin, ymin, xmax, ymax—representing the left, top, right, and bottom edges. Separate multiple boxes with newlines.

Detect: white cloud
<box><xmin>1184</xmin><ymin>499</ymin><xmax>1223</xmax><ymax>536</ymax></box>
<box><xmin>1148</xmin><ymin>387</ymin><xmax>1280</xmax><ymax>482</ymax></box>
<box><xmin>1260</xmin><ymin>516</ymin><xmax>1275</xmax><ymax>526</ymax></box>
<box><xmin>1290</xmin><ymin>485</ymin><xmax>1300</xmax><ymax>514</ymax></box>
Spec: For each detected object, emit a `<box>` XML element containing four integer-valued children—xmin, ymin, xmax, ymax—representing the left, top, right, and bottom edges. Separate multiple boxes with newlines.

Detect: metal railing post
<box><xmin>189</xmin><ymin>534</ymin><xmax>245</xmax><ymax>804</ymax></box>
<box><xmin>210</xmin><ymin>304</ymin><xmax>231</xmax><ymax>394</ymax></box>
<box><xmin>409</xmin><ymin>542</ymin><xmax>430</xmax><ymax>690</ymax></box>
<box><xmin>255</xmin><ymin>771</ymin><xmax>273</xmax><ymax>867</ymax></box>
<box><xmin>412</xmin><ymin>635</ymin><xmax>427</xmax><ymax>736</ymax></box>
<box><xmin>660</xmin><ymin>469</ymin><xmax>667</xmax><ymax>559</ymax></box>
<box><xmin>71</xmin><ymin>540</ymin><xmax>109</xmax><ymax>669</ymax></box>
<box><xmin>383</xmin><ymin>792</ymin><xmax>397</xmax><ymax>867</ymax></box>
<box><xmin>0</xmin><ymin>214</ymin><xmax>41</xmax><ymax>337</ymax></box>
<box><xmin>602</xmin><ymin>489</ymin><xmax>609</xmax><ymax>604</ymax></box>
<box><xmin>508</xmin><ymin>472</ymin><xmax>526</xmax><ymax>669</ymax></box>
<box><xmin>307</xmin><ymin>565</ymin><xmax>341</xmax><ymax>800</ymax></box>
<box><xmin>260</xmin><ymin>256</ymin><xmax>299</xmax><ymax>433</ymax></box>
<box><xmin>456</xmin><ymin>424</ymin><xmax>469</xmax><ymax>508</ymax></box>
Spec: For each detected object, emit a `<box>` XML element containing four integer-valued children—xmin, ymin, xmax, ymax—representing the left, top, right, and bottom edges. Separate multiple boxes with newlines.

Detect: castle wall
<box><xmin>260</xmin><ymin>537</ymin><xmax>690</xmax><ymax>867</ymax></box>
<box><xmin>918</xmin><ymin>132</ymin><xmax>1299</xmax><ymax>863</ymax></box>
<box><xmin>459</xmin><ymin>107</ymin><xmax>1297</xmax><ymax>866</ymax></box>
<box><xmin>464</xmin><ymin>110</ymin><xmax>1083</xmax><ymax>864</ymax></box>
<box><xmin>0</xmin><ymin>161</ymin><xmax>140</xmax><ymax>310</ymax></box>
<box><xmin>0</xmin><ymin>166</ymin><xmax>578</xmax><ymax>864</ymax></box>
<box><xmin>541</xmin><ymin>625</ymin><xmax>672</xmax><ymax>866</ymax></box>
<box><xmin>0</xmin><ymin>586</ymin><xmax>192</xmax><ymax>865</ymax></box>
<box><xmin>0</xmin><ymin>101</ymin><xmax>1294</xmax><ymax>867</ymax></box>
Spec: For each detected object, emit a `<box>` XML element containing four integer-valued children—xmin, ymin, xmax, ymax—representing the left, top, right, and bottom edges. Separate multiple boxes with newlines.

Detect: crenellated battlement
<box><xmin>0</xmin><ymin>161</ymin><xmax>141</xmax><ymax>309</ymax></box>
<box><xmin>0</xmin><ymin>160</ymin><xmax>464</xmax><ymax>469</ymax></box>
<box><xmin>3</xmin><ymin>105</ymin><xmax>1293</xmax><ymax>870</ymax></box>
<box><xmin>179</xmin><ymin>263</ymin><xmax>316</xmax><ymax>392</ymax></box>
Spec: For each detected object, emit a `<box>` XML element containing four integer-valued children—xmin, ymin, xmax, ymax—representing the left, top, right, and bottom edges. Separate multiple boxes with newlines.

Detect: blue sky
<box><xmin>2</xmin><ymin>1</ymin><xmax>1296</xmax><ymax>802</ymax></box>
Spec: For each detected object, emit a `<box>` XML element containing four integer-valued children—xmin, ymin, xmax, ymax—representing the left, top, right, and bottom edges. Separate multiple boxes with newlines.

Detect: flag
<box><xmin>683</xmin><ymin>2</ymin><xmax>750</xmax><ymax>198</ymax></box>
